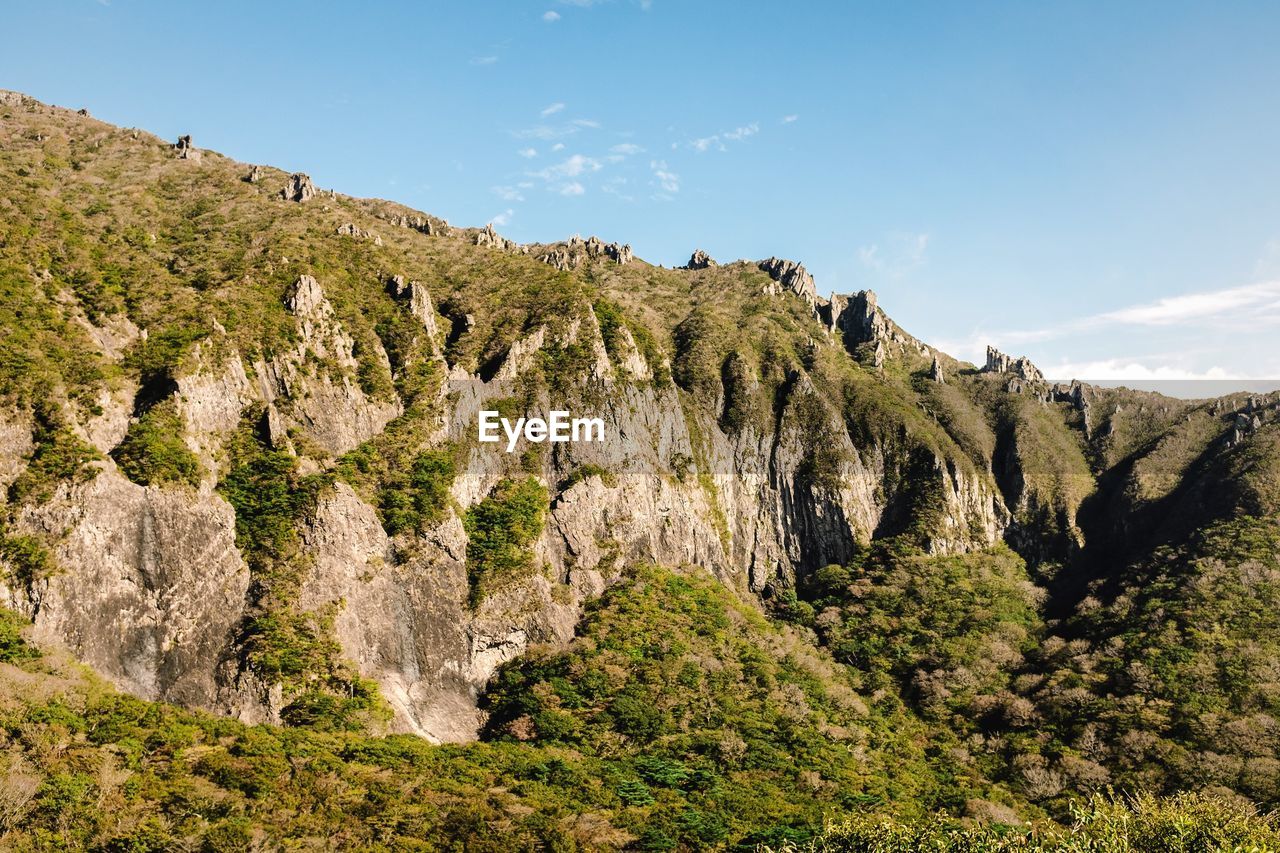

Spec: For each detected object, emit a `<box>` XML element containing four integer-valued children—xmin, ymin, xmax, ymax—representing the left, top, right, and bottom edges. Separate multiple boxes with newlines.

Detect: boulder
<box><xmin>174</xmin><ymin>134</ymin><xmax>199</xmax><ymax>160</ymax></box>
<box><xmin>758</xmin><ymin>257</ymin><xmax>817</xmax><ymax>303</ymax></box>
<box><xmin>244</xmin><ymin>165</ymin><xmax>262</xmax><ymax>183</ymax></box>
<box><xmin>983</xmin><ymin>345</ymin><xmax>1044</xmax><ymax>382</ymax></box>
<box><xmin>336</xmin><ymin>223</ymin><xmax>383</xmax><ymax>245</ymax></box>
<box><xmin>684</xmin><ymin>249</ymin><xmax>717</xmax><ymax>270</ymax></box>
<box><xmin>280</xmin><ymin>172</ymin><xmax>317</xmax><ymax>203</ymax></box>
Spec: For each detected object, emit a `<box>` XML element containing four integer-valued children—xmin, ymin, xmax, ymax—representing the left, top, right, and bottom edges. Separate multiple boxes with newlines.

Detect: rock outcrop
<box><xmin>383</xmin><ymin>212</ymin><xmax>451</xmax><ymax>237</ymax></box>
<box><xmin>684</xmin><ymin>249</ymin><xmax>717</xmax><ymax>270</ymax></box>
<box><xmin>252</xmin><ymin>275</ymin><xmax>401</xmax><ymax>456</ymax></box>
<box><xmin>173</xmin><ymin>134</ymin><xmax>199</xmax><ymax>160</ymax></box>
<box><xmin>280</xmin><ymin>173</ymin><xmax>317</xmax><ymax>203</ymax></box>
<box><xmin>336</xmin><ymin>223</ymin><xmax>383</xmax><ymax>245</ymax></box>
<box><xmin>984</xmin><ymin>345</ymin><xmax>1045</xmax><ymax>382</ymax></box>
<box><xmin>244</xmin><ymin>165</ymin><xmax>262</xmax><ymax>183</ymax></box>
<box><xmin>476</xmin><ymin>223</ymin><xmax>518</xmax><ymax>251</ymax></box>
<box><xmin>758</xmin><ymin>257</ymin><xmax>818</xmax><ymax>303</ymax></box>
<box><xmin>536</xmin><ymin>235</ymin><xmax>633</xmax><ymax>271</ymax></box>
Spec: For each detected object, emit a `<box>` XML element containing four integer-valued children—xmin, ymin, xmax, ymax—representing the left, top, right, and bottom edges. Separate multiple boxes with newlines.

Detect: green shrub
<box><xmin>112</xmin><ymin>399</ymin><xmax>200</xmax><ymax>487</ymax></box>
<box><xmin>777</xmin><ymin>792</ymin><xmax>1280</xmax><ymax>852</ymax></box>
<box><xmin>0</xmin><ymin>531</ymin><xmax>57</xmax><ymax>588</ymax></box>
<box><xmin>463</xmin><ymin>476</ymin><xmax>548</xmax><ymax>602</ymax></box>
<box><xmin>0</xmin><ymin>606</ymin><xmax>40</xmax><ymax>664</ymax></box>
<box><xmin>7</xmin><ymin>409</ymin><xmax>101</xmax><ymax>505</ymax></box>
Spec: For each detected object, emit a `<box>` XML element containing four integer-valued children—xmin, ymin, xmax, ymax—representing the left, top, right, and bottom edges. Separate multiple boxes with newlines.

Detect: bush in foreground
<box><xmin>775</xmin><ymin>792</ymin><xmax>1280</xmax><ymax>852</ymax></box>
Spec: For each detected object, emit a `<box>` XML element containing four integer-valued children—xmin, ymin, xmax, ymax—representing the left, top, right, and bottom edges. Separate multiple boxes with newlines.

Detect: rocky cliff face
<box><xmin>1</xmin><ymin>90</ymin><xmax>1242</xmax><ymax>745</ymax></box>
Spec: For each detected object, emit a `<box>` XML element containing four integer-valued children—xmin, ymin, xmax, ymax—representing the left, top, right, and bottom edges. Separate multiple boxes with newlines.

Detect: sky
<box><xmin>3</xmin><ymin>1</ymin><xmax>1279</xmax><ymax>384</ymax></box>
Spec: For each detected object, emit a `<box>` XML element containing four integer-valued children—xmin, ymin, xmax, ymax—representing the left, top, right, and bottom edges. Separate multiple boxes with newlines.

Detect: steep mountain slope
<box><xmin>2</xmin><ymin>89</ymin><xmax>1280</xmax><ymax>845</ymax></box>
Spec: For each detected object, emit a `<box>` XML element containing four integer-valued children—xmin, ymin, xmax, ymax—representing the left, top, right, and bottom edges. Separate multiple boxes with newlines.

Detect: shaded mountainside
<box><xmin>2</xmin><ymin>89</ymin><xmax>1280</xmax><ymax>847</ymax></box>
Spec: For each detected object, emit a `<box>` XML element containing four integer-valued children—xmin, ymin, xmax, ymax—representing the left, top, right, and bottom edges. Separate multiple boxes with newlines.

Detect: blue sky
<box><xmin>4</xmin><ymin>1</ymin><xmax>1279</xmax><ymax>381</ymax></box>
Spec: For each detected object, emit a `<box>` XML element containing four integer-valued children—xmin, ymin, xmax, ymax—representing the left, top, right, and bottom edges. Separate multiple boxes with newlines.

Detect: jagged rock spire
<box><xmin>684</xmin><ymin>249</ymin><xmax>716</xmax><ymax>270</ymax></box>
<box><xmin>983</xmin><ymin>345</ymin><xmax>1043</xmax><ymax>382</ymax></box>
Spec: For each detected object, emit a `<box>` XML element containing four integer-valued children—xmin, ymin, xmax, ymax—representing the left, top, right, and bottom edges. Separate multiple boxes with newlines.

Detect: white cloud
<box><xmin>541</xmin><ymin>102</ymin><xmax>566</xmax><ymax>117</ymax></box>
<box><xmin>689</xmin><ymin>122</ymin><xmax>759</xmax><ymax>152</ymax></box>
<box><xmin>1037</xmin><ymin>359</ymin><xmax>1238</xmax><ymax>381</ymax></box>
<box><xmin>533</xmin><ymin>154</ymin><xmax>602</xmax><ymax>181</ymax></box>
<box><xmin>470</xmin><ymin>55</ymin><xmax>498</xmax><ymax>66</ymax></box>
<box><xmin>517</xmin><ymin>147</ymin><xmax>538</xmax><ymax>158</ymax></box>
<box><xmin>492</xmin><ymin>209</ymin><xmax>515</xmax><ymax>227</ymax></box>
<box><xmin>650</xmin><ymin>159</ymin><xmax>679</xmax><ymax>193</ymax></box>
<box><xmin>542</xmin><ymin>10</ymin><xmax>561</xmax><ymax>21</ymax></box>
<box><xmin>782</xmin><ymin>114</ymin><xmax>799</xmax><ymax>123</ymax></box>
<box><xmin>1094</xmin><ymin>280</ymin><xmax>1280</xmax><ymax>327</ymax></box>
<box><xmin>551</xmin><ymin>142</ymin><xmax>565</xmax><ymax>152</ymax></box>
<box><xmin>560</xmin><ymin>182</ymin><xmax>585</xmax><ymax>196</ymax></box>
<box><xmin>514</xmin><ymin>118</ymin><xmax>599</xmax><ymax>141</ymax></box>
<box><xmin>858</xmin><ymin>232</ymin><xmax>929</xmax><ymax>278</ymax></box>
<box><xmin>602</xmin><ymin>177</ymin><xmax>634</xmax><ymax>202</ymax></box>
<box><xmin>934</xmin><ymin>279</ymin><xmax>1280</xmax><ymax>376</ymax></box>
<box><xmin>610</xmin><ymin>143</ymin><xmax>644</xmax><ymax>155</ymax></box>
<box><xmin>492</xmin><ymin>185</ymin><xmax>525</xmax><ymax>202</ymax></box>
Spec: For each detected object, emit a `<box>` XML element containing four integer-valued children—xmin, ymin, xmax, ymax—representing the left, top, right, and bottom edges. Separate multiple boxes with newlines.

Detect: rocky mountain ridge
<box><xmin>1</xmin><ymin>89</ymin><xmax>1275</xmax><ymax>756</ymax></box>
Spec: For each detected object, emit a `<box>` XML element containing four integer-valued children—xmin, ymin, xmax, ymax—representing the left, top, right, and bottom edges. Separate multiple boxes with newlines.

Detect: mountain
<box><xmin>1</xmin><ymin>89</ymin><xmax>1278</xmax><ymax>849</ymax></box>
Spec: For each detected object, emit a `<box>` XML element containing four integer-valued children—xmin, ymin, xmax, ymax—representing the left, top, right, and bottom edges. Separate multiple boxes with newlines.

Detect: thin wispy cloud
<box><xmin>492</xmin><ymin>185</ymin><xmax>525</xmax><ymax>202</ymax></box>
<box><xmin>560</xmin><ymin>182</ymin><xmax>585</xmax><ymax>196</ymax></box>
<box><xmin>513</xmin><ymin>118</ymin><xmax>600</xmax><ymax>141</ymax></box>
<box><xmin>1090</xmin><ymin>281</ymin><xmax>1280</xmax><ymax>329</ymax></box>
<box><xmin>858</xmin><ymin>233</ymin><xmax>929</xmax><ymax>278</ymax></box>
<box><xmin>934</xmin><ymin>279</ymin><xmax>1280</xmax><ymax>375</ymax></box>
<box><xmin>517</xmin><ymin>147</ymin><xmax>538</xmax><ymax>158</ymax></box>
<box><xmin>690</xmin><ymin>122</ymin><xmax>759</xmax><ymax>152</ymax></box>
<box><xmin>782</xmin><ymin>114</ymin><xmax>799</xmax><ymax>123</ymax></box>
<box><xmin>650</xmin><ymin>159</ymin><xmax>679</xmax><ymax>197</ymax></box>
<box><xmin>542</xmin><ymin>10</ymin><xmax>561</xmax><ymax>21</ymax></box>
<box><xmin>541</xmin><ymin>102</ymin><xmax>566</xmax><ymax>117</ymax></box>
<box><xmin>532</xmin><ymin>153</ymin><xmax>602</xmax><ymax>181</ymax></box>
<box><xmin>470</xmin><ymin>55</ymin><xmax>498</xmax><ymax>66</ymax></box>
<box><xmin>492</xmin><ymin>208</ymin><xmax>514</xmax><ymax>227</ymax></box>
<box><xmin>1037</xmin><ymin>358</ymin><xmax>1239</xmax><ymax>381</ymax></box>
<box><xmin>610</xmin><ymin>143</ymin><xmax>643</xmax><ymax>155</ymax></box>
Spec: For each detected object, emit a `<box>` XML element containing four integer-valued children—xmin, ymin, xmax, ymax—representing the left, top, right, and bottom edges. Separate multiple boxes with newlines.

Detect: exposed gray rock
<box><xmin>384</xmin><ymin>212</ymin><xmax>451</xmax><ymax>237</ymax></box>
<box><xmin>280</xmin><ymin>172</ymin><xmax>317</xmax><ymax>203</ymax></box>
<box><xmin>174</xmin><ymin>134</ymin><xmax>199</xmax><ymax>160</ymax></box>
<box><xmin>253</xmin><ymin>275</ymin><xmax>401</xmax><ymax>456</ymax></box>
<box><xmin>244</xmin><ymin>165</ymin><xmax>262</xmax><ymax>183</ymax></box>
<box><xmin>0</xmin><ymin>90</ymin><xmax>25</xmax><ymax>107</ymax></box>
<box><xmin>2</xmin><ymin>470</ymin><xmax>250</xmax><ymax>711</ymax></box>
<box><xmin>476</xmin><ymin>223</ymin><xmax>517</xmax><ymax>250</ymax></box>
<box><xmin>684</xmin><ymin>249</ymin><xmax>717</xmax><ymax>270</ymax></box>
<box><xmin>0</xmin><ymin>407</ymin><xmax>34</xmax><ymax>493</ymax></box>
<box><xmin>1231</xmin><ymin>412</ymin><xmax>1262</xmax><ymax>446</ymax></box>
<box><xmin>535</xmin><ymin>235</ymin><xmax>632</xmax><ymax>270</ymax></box>
<box><xmin>386</xmin><ymin>275</ymin><xmax>444</xmax><ymax>353</ymax></box>
<box><xmin>931</xmin><ymin>356</ymin><xmax>945</xmax><ymax>384</ymax></box>
<box><xmin>758</xmin><ymin>257</ymin><xmax>818</xmax><ymax>303</ymax></box>
<box><xmin>984</xmin><ymin>345</ymin><xmax>1045</xmax><ymax>382</ymax></box>
<box><xmin>336</xmin><ymin>222</ymin><xmax>383</xmax><ymax>245</ymax></box>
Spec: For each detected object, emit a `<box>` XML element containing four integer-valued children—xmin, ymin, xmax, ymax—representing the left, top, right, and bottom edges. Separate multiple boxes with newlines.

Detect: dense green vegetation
<box><xmin>464</xmin><ymin>476</ymin><xmax>550</xmax><ymax>602</ymax></box>
<box><xmin>4</xmin><ymin>93</ymin><xmax>1280</xmax><ymax>850</ymax></box>
<box><xmin>111</xmin><ymin>398</ymin><xmax>200</xmax><ymax>487</ymax></box>
<box><xmin>775</xmin><ymin>793</ymin><xmax>1280</xmax><ymax>852</ymax></box>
